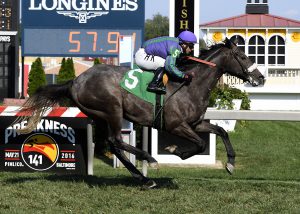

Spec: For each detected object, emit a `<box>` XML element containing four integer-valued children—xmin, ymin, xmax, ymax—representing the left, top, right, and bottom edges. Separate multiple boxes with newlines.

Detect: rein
<box><xmin>153</xmin><ymin>81</ymin><xmax>186</xmax><ymax>127</ymax></box>
<box><xmin>153</xmin><ymin>45</ymin><xmax>240</xmax><ymax>127</ymax></box>
<box><xmin>185</xmin><ymin>56</ymin><xmax>217</xmax><ymax>67</ymax></box>
<box><xmin>153</xmin><ymin>55</ymin><xmax>218</xmax><ymax>127</ymax></box>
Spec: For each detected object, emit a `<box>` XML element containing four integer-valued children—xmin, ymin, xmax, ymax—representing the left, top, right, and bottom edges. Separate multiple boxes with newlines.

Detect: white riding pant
<box><xmin>134</xmin><ymin>48</ymin><xmax>165</xmax><ymax>71</ymax></box>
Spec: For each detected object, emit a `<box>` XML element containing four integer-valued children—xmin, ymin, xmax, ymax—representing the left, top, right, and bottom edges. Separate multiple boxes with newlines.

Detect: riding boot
<box><xmin>147</xmin><ymin>67</ymin><xmax>166</xmax><ymax>94</ymax></box>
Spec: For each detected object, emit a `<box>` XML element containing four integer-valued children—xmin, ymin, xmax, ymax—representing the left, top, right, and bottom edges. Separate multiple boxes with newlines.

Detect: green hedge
<box><xmin>209</xmin><ymin>84</ymin><xmax>251</xmax><ymax>110</ymax></box>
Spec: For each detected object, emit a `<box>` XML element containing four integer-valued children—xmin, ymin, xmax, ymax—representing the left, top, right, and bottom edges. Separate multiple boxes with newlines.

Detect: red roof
<box><xmin>200</xmin><ymin>14</ymin><xmax>300</xmax><ymax>28</ymax></box>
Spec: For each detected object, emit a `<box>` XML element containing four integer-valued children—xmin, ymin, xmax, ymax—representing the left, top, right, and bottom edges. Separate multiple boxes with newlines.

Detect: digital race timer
<box><xmin>0</xmin><ymin>0</ymin><xmax>12</xmax><ymax>30</ymax></box>
<box><xmin>23</xmin><ymin>28</ymin><xmax>142</xmax><ymax>57</ymax></box>
<box><xmin>22</xmin><ymin>0</ymin><xmax>144</xmax><ymax>57</ymax></box>
<box><xmin>0</xmin><ymin>0</ymin><xmax>17</xmax><ymax>31</ymax></box>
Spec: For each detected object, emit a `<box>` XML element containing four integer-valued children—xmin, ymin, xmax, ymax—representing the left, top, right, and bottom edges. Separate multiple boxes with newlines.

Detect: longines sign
<box><xmin>22</xmin><ymin>0</ymin><xmax>145</xmax><ymax>28</ymax></box>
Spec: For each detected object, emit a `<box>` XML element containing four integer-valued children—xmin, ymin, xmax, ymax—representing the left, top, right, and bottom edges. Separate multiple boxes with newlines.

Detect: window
<box><xmin>230</xmin><ymin>35</ymin><xmax>245</xmax><ymax>53</ymax></box>
<box><xmin>268</xmin><ymin>36</ymin><xmax>285</xmax><ymax>65</ymax></box>
<box><xmin>248</xmin><ymin>36</ymin><xmax>265</xmax><ymax>65</ymax></box>
<box><xmin>248</xmin><ymin>0</ymin><xmax>268</xmax><ymax>3</ymax></box>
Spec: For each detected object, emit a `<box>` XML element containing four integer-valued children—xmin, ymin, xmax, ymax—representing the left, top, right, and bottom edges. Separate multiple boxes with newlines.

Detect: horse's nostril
<box><xmin>259</xmin><ymin>76</ymin><xmax>266</xmax><ymax>85</ymax></box>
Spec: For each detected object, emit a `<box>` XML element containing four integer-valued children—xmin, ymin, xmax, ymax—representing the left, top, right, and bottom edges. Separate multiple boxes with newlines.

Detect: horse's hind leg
<box><xmin>195</xmin><ymin>121</ymin><xmax>235</xmax><ymax>174</ymax></box>
<box><xmin>113</xmin><ymin>142</ymin><xmax>158</xmax><ymax>168</ymax></box>
<box><xmin>106</xmin><ymin>111</ymin><xmax>158</xmax><ymax>187</ymax></box>
<box><xmin>93</xmin><ymin>119</ymin><xmax>157</xmax><ymax>166</ymax></box>
<box><xmin>108</xmin><ymin>140</ymin><xmax>157</xmax><ymax>189</ymax></box>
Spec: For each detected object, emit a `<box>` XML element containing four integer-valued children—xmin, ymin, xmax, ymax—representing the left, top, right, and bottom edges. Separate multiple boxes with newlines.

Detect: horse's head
<box><xmin>221</xmin><ymin>38</ymin><xmax>265</xmax><ymax>86</ymax></box>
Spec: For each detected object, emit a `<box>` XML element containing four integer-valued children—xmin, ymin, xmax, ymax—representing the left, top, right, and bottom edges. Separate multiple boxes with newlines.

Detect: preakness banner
<box><xmin>0</xmin><ymin>110</ymin><xmax>91</xmax><ymax>174</ymax></box>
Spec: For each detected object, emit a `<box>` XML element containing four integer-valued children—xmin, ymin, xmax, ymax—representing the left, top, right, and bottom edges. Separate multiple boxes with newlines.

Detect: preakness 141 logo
<box><xmin>21</xmin><ymin>133</ymin><xmax>59</xmax><ymax>171</ymax></box>
<box><xmin>28</xmin><ymin>0</ymin><xmax>139</xmax><ymax>23</ymax></box>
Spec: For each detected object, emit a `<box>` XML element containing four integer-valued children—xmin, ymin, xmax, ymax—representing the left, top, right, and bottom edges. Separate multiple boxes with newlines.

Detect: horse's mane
<box><xmin>177</xmin><ymin>43</ymin><xmax>225</xmax><ymax>69</ymax></box>
<box><xmin>199</xmin><ymin>43</ymin><xmax>225</xmax><ymax>60</ymax></box>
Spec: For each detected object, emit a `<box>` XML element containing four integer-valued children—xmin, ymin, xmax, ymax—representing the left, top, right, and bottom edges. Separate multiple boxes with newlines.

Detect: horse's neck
<box><xmin>193</xmin><ymin>65</ymin><xmax>223</xmax><ymax>95</ymax></box>
<box><xmin>198</xmin><ymin>48</ymin><xmax>226</xmax><ymax>91</ymax></box>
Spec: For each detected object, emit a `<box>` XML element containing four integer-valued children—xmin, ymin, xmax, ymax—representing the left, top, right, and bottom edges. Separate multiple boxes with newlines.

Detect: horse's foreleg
<box><xmin>194</xmin><ymin>121</ymin><xmax>235</xmax><ymax>174</ymax></box>
<box><xmin>108</xmin><ymin>139</ymin><xmax>157</xmax><ymax>189</ymax></box>
<box><xmin>167</xmin><ymin>122</ymin><xmax>207</xmax><ymax>160</ymax></box>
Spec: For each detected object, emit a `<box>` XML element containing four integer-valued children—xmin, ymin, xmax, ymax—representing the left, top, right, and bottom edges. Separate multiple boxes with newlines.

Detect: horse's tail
<box><xmin>15</xmin><ymin>80</ymin><xmax>73</xmax><ymax>134</ymax></box>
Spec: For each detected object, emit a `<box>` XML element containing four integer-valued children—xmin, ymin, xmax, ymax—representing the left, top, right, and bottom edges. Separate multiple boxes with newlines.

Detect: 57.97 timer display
<box><xmin>23</xmin><ymin>28</ymin><xmax>142</xmax><ymax>57</ymax></box>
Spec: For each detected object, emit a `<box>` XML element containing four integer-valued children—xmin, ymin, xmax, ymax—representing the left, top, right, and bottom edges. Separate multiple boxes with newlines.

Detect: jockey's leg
<box><xmin>134</xmin><ymin>48</ymin><xmax>166</xmax><ymax>94</ymax></box>
<box><xmin>134</xmin><ymin>48</ymin><xmax>165</xmax><ymax>70</ymax></box>
<box><xmin>147</xmin><ymin>67</ymin><xmax>166</xmax><ymax>94</ymax></box>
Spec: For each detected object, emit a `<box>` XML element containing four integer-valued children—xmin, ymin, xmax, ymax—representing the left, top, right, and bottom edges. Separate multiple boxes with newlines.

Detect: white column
<box><xmin>169</xmin><ymin>0</ymin><xmax>175</xmax><ymax>37</ymax></box>
<box><xmin>194</xmin><ymin>0</ymin><xmax>200</xmax><ymax>56</ymax></box>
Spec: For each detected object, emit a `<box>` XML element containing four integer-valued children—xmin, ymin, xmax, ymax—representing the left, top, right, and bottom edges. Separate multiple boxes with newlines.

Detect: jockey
<box><xmin>134</xmin><ymin>30</ymin><xmax>197</xmax><ymax>94</ymax></box>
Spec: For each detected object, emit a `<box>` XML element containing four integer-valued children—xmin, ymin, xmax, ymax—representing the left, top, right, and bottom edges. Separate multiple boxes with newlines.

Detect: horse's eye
<box><xmin>240</xmin><ymin>55</ymin><xmax>246</xmax><ymax>60</ymax></box>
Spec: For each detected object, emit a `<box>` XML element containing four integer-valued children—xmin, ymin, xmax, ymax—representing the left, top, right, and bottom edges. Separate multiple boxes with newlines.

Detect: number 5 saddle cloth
<box><xmin>120</xmin><ymin>65</ymin><xmax>166</xmax><ymax>106</ymax></box>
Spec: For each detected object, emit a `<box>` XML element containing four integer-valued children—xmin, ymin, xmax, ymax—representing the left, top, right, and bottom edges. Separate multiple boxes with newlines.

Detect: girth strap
<box><xmin>153</xmin><ymin>94</ymin><xmax>163</xmax><ymax>130</ymax></box>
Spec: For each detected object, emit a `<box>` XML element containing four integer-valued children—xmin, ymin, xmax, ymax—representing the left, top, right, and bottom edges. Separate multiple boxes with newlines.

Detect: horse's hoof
<box><xmin>149</xmin><ymin>162</ymin><xmax>159</xmax><ymax>170</ymax></box>
<box><xmin>164</xmin><ymin>145</ymin><xmax>178</xmax><ymax>153</ymax></box>
<box><xmin>141</xmin><ymin>180</ymin><xmax>157</xmax><ymax>190</ymax></box>
<box><xmin>226</xmin><ymin>163</ymin><xmax>234</xmax><ymax>175</ymax></box>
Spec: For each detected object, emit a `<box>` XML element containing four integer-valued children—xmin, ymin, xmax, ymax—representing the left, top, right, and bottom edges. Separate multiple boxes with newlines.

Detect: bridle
<box><xmin>230</xmin><ymin>46</ymin><xmax>258</xmax><ymax>75</ymax></box>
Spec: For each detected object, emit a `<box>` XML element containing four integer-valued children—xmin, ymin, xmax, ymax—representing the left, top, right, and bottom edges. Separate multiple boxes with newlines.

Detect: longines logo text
<box><xmin>28</xmin><ymin>0</ymin><xmax>139</xmax><ymax>23</ymax></box>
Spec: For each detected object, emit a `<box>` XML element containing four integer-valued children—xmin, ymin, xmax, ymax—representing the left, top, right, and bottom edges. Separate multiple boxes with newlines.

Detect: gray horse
<box><xmin>16</xmin><ymin>38</ymin><xmax>265</xmax><ymax>188</ymax></box>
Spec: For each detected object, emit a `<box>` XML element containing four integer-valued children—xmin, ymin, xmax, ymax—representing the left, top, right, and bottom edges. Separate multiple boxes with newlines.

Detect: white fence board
<box><xmin>204</xmin><ymin>110</ymin><xmax>300</xmax><ymax>121</ymax></box>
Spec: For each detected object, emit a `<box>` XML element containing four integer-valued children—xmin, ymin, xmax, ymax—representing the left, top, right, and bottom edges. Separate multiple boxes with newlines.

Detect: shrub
<box><xmin>55</xmin><ymin>58</ymin><xmax>76</xmax><ymax>107</ymax></box>
<box><xmin>94</xmin><ymin>58</ymin><xmax>102</xmax><ymax>65</ymax></box>
<box><xmin>27</xmin><ymin>58</ymin><xmax>46</xmax><ymax>97</ymax></box>
<box><xmin>209</xmin><ymin>84</ymin><xmax>251</xmax><ymax>110</ymax></box>
<box><xmin>57</xmin><ymin>58</ymin><xmax>76</xmax><ymax>84</ymax></box>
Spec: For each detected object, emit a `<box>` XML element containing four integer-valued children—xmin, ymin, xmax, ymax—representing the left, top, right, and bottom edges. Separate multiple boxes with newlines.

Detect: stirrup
<box><xmin>147</xmin><ymin>85</ymin><xmax>166</xmax><ymax>94</ymax></box>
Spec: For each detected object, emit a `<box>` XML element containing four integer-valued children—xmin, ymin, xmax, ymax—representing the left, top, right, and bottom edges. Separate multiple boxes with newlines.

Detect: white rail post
<box><xmin>142</xmin><ymin>126</ymin><xmax>149</xmax><ymax>176</ymax></box>
<box><xmin>87</xmin><ymin>122</ymin><xmax>94</xmax><ymax>175</ymax></box>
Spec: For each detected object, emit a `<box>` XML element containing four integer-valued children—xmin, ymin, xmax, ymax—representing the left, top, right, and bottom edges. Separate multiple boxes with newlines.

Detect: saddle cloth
<box><xmin>120</xmin><ymin>66</ymin><xmax>164</xmax><ymax>106</ymax></box>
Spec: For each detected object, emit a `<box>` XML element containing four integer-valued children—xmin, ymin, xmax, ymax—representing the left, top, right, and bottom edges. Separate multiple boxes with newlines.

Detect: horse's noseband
<box><xmin>247</xmin><ymin>63</ymin><xmax>258</xmax><ymax>73</ymax></box>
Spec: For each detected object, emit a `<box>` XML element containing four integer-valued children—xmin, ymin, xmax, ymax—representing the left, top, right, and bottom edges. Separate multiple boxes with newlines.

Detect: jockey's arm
<box><xmin>165</xmin><ymin>48</ymin><xmax>185</xmax><ymax>79</ymax></box>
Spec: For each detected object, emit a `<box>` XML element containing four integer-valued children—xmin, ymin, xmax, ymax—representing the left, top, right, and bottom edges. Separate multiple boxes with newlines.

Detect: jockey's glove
<box><xmin>183</xmin><ymin>74</ymin><xmax>193</xmax><ymax>84</ymax></box>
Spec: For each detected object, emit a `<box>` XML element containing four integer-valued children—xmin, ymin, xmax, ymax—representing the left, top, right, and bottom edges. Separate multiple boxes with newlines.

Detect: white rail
<box><xmin>204</xmin><ymin>109</ymin><xmax>300</xmax><ymax>121</ymax></box>
<box><xmin>268</xmin><ymin>67</ymin><xmax>300</xmax><ymax>78</ymax></box>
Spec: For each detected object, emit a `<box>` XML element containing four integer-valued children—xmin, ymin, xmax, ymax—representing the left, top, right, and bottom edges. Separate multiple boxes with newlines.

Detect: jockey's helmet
<box><xmin>178</xmin><ymin>30</ymin><xmax>197</xmax><ymax>44</ymax></box>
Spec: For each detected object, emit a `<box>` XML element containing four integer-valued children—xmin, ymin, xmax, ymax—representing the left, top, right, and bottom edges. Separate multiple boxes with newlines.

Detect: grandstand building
<box><xmin>200</xmin><ymin>0</ymin><xmax>300</xmax><ymax>110</ymax></box>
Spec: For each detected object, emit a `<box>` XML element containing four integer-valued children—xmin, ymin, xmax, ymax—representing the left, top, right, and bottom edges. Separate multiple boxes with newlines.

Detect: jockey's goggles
<box><xmin>185</xmin><ymin>43</ymin><xmax>195</xmax><ymax>49</ymax></box>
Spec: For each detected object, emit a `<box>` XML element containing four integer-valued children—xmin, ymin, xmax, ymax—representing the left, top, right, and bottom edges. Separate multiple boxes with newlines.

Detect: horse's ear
<box><xmin>224</xmin><ymin>37</ymin><xmax>234</xmax><ymax>48</ymax></box>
